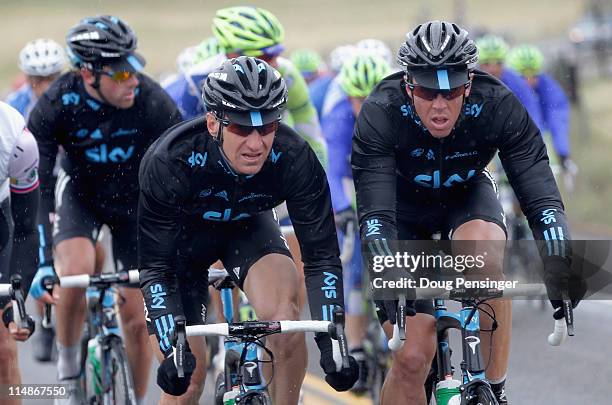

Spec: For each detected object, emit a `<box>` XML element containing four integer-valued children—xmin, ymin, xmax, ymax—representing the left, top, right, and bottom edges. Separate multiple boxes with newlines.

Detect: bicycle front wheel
<box><xmin>103</xmin><ymin>336</ymin><xmax>137</xmax><ymax>405</ymax></box>
<box><xmin>473</xmin><ymin>385</ymin><xmax>499</xmax><ymax>405</ymax></box>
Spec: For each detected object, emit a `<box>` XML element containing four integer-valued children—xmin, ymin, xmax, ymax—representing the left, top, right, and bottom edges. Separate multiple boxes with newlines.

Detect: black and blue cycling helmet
<box><xmin>66</xmin><ymin>15</ymin><xmax>145</xmax><ymax>72</ymax></box>
<box><xmin>397</xmin><ymin>20</ymin><xmax>478</xmax><ymax>89</ymax></box>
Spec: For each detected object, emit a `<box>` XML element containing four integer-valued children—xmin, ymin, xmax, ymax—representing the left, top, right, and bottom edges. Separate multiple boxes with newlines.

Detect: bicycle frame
<box><xmin>433</xmin><ymin>298</ymin><xmax>487</xmax><ymax>386</ymax></box>
<box><xmin>217</xmin><ymin>275</ymin><xmax>267</xmax><ymax>396</ymax></box>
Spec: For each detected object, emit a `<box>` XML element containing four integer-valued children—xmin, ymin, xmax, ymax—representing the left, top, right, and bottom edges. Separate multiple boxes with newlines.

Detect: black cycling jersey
<box><xmin>138</xmin><ymin>117</ymin><xmax>343</xmax><ymax>355</ymax></box>
<box><xmin>352</xmin><ymin>70</ymin><xmax>571</xmax><ymax>260</ymax></box>
<box><xmin>28</xmin><ymin>71</ymin><xmax>182</xmax><ymax>264</ymax></box>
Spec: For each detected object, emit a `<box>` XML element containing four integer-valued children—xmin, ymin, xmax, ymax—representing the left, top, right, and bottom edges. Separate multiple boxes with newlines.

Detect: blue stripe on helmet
<box><xmin>127</xmin><ymin>55</ymin><xmax>144</xmax><ymax>72</ymax></box>
<box><xmin>437</xmin><ymin>69</ymin><xmax>450</xmax><ymax>90</ymax></box>
<box><xmin>250</xmin><ymin>111</ymin><xmax>263</xmax><ymax>126</ymax></box>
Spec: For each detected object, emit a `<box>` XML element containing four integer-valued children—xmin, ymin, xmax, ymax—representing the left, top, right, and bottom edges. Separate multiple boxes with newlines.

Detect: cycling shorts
<box><xmin>53</xmin><ymin>170</ymin><xmax>138</xmax><ymax>272</ymax></box>
<box><xmin>145</xmin><ymin>210</ymin><xmax>292</xmax><ymax>335</ymax></box>
<box><xmin>376</xmin><ymin>172</ymin><xmax>506</xmax><ymax>324</ymax></box>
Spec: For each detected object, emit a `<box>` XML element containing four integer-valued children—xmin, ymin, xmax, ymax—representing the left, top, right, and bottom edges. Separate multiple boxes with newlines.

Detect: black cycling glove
<box><xmin>543</xmin><ymin>256</ymin><xmax>586</xmax><ymax>319</ymax></box>
<box><xmin>157</xmin><ymin>351</ymin><xmax>196</xmax><ymax>396</ymax></box>
<box><xmin>315</xmin><ymin>332</ymin><xmax>359</xmax><ymax>391</ymax></box>
<box><xmin>334</xmin><ymin>207</ymin><xmax>357</xmax><ymax>236</ymax></box>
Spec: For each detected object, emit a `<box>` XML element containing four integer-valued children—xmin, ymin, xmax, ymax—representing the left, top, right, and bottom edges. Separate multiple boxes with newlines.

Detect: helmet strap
<box><xmin>89</xmin><ymin>71</ymin><xmax>113</xmax><ymax>107</ymax></box>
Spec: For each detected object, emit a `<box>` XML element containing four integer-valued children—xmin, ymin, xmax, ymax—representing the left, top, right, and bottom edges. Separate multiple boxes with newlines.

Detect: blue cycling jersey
<box><xmin>5</xmin><ymin>84</ymin><xmax>37</xmax><ymax>120</ymax></box>
<box><xmin>308</xmin><ymin>74</ymin><xmax>334</xmax><ymax>119</ymax></box>
<box><xmin>532</xmin><ymin>73</ymin><xmax>571</xmax><ymax>158</ymax></box>
<box><xmin>163</xmin><ymin>75</ymin><xmax>203</xmax><ymax>120</ymax></box>
<box><xmin>321</xmin><ymin>78</ymin><xmax>354</xmax><ymax>212</ymax></box>
<box><xmin>500</xmin><ymin>68</ymin><xmax>544</xmax><ymax>130</ymax></box>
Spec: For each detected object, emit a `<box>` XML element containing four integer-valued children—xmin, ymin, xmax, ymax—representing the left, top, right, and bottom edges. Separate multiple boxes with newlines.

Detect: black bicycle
<box><xmin>43</xmin><ymin>270</ymin><xmax>139</xmax><ymax>405</ymax></box>
<box><xmin>388</xmin><ymin>284</ymin><xmax>574</xmax><ymax>405</ymax></box>
<box><xmin>172</xmin><ymin>268</ymin><xmax>352</xmax><ymax>405</ymax></box>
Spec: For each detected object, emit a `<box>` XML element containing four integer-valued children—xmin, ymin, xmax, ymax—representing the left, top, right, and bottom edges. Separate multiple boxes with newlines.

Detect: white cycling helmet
<box><xmin>329</xmin><ymin>44</ymin><xmax>358</xmax><ymax>73</ymax></box>
<box><xmin>176</xmin><ymin>45</ymin><xmax>199</xmax><ymax>75</ymax></box>
<box><xmin>18</xmin><ymin>38</ymin><xmax>66</xmax><ymax>77</ymax></box>
<box><xmin>356</xmin><ymin>38</ymin><xmax>393</xmax><ymax>65</ymax></box>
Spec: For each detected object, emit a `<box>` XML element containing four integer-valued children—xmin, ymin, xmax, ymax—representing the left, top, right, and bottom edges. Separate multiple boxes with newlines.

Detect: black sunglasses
<box><xmin>215</xmin><ymin>115</ymin><xmax>279</xmax><ymax>137</ymax></box>
<box><xmin>406</xmin><ymin>81</ymin><xmax>470</xmax><ymax>101</ymax></box>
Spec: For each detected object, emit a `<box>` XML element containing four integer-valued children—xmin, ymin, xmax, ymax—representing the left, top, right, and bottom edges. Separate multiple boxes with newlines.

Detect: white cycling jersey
<box><xmin>0</xmin><ymin>101</ymin><xmax>40</xmax><ymax>202</ymax></box>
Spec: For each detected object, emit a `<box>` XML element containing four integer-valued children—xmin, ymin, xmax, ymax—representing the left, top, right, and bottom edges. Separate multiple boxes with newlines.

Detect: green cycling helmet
<box><xmin>193</xmin><ymin>37</ymin><xmax>225</xmax><ymax>64</ymax></box>
<box><xmin>212</xmin><ymin>6</ymin><xmax>284</xmax><ymax>56</ymax></box>
<box><xmin>291</xmin><ymin>49</ymin><xmax>323</xmax><ymax>74</ymax></box>
<box><xmin>339</xmin><ymin>52</ymin><xmax>391</xmax><ymax>98</ymax></box>
<box><xmin>476</xmin><ymin>34</ymin><xmax>509</xmax><ymax>64</ymax></box>
<box><xmin>507</xmin><ymin>45</ymin><xmax>544</xmax><ymax>77</ymax></box>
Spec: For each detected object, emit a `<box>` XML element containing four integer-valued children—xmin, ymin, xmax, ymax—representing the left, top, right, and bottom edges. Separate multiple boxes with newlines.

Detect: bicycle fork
<box><xmin>434</xmin><ymin>300</ymin><xmax>488</xmax><ymax>404</ymax></box>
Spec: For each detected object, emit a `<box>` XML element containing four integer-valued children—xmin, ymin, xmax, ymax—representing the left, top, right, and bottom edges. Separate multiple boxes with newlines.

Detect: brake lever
<box><xmin>172</xmin><ymin>315</ymin><xmax>187</xmax><ymax>378</ymax></box>
<box><xmin>562</xmin><ymin>292</ymin><xmax>575</xmax><ymax>337</ymax></box>
<box><xmin>42</xmin><ymin>276</ymin><xmax>57</xmax><ymax>329</ymax></box>
<box><xmin>331</xmin><ymin>307</ymin><xmax>350</xmax><ymax>369</ymax></box>
<box><xmin>396</xmin><ymin>294</ymin><xmax>406</xmax><ymax>342</ymax></box>
<box><xmin>10</xmin><ymin>275</ymin><xmax>28</xmax><ymax>329</ymax></box>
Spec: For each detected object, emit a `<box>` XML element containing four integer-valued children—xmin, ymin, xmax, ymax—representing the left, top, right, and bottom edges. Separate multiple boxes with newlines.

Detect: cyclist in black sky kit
<box><xmin>352</xmin><ymin>20</ymin><xmax>584</xmax><ymax>405</ymax></box>
<box><xmin>139</xmin><ymin>56</ymin><xmax>358</xmax><ymax>404</ymax></box>
<box><xmin>27</xmin><ymin>15</ymin><xmax>182</xmax><ymax>405</ymax></box>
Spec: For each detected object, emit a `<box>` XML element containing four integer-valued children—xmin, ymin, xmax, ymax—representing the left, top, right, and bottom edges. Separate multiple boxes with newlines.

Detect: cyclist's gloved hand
<box><xmin>2</xmin><ymin>305</ymin><xmax>36</xmax><ymax>341</ymax></box>
<box><xmin>334</xmin><ymin>207</ymin><xmax>357</xmax><ymax>236</ymax></box>
<box><xmin>543</xmin><ymin>256</ymin><xmax>586</xmax><ymax>319</ymax></box>
<box><xmin>560</xmin><ymin>156</ymin><xmax>578</xmax><ymax>193</ymax></box>
<box><xmin>315</xmin><ymin>333</ymin><xmax>359</xmax><ymax>391</ymax></box>
<box><xmin>157</xmin><ymin>351</ymin><xmax>196</xmax><ymax>396</ymax></box>
<box><xmin>374</xmin><ymin>298</ymin><xmax>416</xmax><ymax>325</ymax></box>
<box><xmin>28</xmin><ymin>265</ymin><xmax>57</xmax><ymax>304</ymax></box>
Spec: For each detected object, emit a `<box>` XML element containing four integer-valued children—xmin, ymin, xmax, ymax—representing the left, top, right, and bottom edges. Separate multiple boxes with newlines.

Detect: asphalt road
<box><xmin>11</xmin><ymin>297</ymin><xmax>612</xmax><ymax>405</ymax></box>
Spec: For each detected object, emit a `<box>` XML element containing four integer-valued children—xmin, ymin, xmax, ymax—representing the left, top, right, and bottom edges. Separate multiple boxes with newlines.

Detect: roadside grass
<box><xmin>564</xmin><ymin>77</ymin><xmax>612</xmax><ymax>230</ymax></box>
<box><xmin>0</xmin><ymin>0</ymin><xmax>586</xmax><ymax>80</ymax></box>
<box><xmin>2</xmin><ymin>0</ymin><xmax>609</xmax><ymax>228</ymax></box>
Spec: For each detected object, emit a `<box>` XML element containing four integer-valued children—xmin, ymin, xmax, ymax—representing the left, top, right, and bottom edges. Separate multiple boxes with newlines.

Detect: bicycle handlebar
<box><xmin>42</xmin><ymin>270</ymin><xmax>140</xmax><ymax>328</ymax></box>
<box><xmin>388</xmin><ymin>284</ymin><xmax>574</xmax><ymax>351</ymax></box>
<box><xmin>55</xmin><ymin>270</ymin><xmax>140</xmax><ymax>288</ymax></box>
<box><xmin>0</xmin><ymin>284</ymin><xmax>10</xmax><ymax>297</ymax></box>
<box><xmin>1</xmin><ymin>275</ymin><xmax>32</xmax><ymax>331</ymax></box>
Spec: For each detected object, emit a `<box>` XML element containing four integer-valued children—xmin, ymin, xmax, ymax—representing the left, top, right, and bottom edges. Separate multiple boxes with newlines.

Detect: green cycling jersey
<box><xmin>276</xmin><ymin>56</ymin><xmax>327</xmax><ymax>167</ymax></box>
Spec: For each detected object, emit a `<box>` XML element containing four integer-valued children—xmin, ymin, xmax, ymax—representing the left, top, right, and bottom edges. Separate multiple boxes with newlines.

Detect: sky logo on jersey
<box><xmin>188</xmin><ymin>151</ymin><xmax>207</xmax><ymax>168</ymax></box>
<box><xmin>411</xmin><ymin>148</ymin><xmax>424</xmax><ymax>157</ymax></box>
<box><xmin>426</xmin><ymin>149</ymin><xmax>435</xmax><ymax>160</ymax></box>
<box><xmin>150</xmin><ymin>284</ymin><xmax>167</xmax><ymax>309</ymax></box>
<box><xmin>321</xmin><ymin>272</ymin><xmax>338</xmax><ymax>299</ymax></box>
<box><xmin>199</xmin><ymin>189</ymin><xmax>212</xmax><ymax>198</ymax></box>
<box><xmin>85</xmin><ymin>144</ymin><xmax>134</xmax><ymax>163</ymax></box>
<box><xmin>366</xmin><ymin>219</ymin><xmax>382</xmax><ymax>237</ymax></box>
<box><xmin>414</xmin><ymin>169</ymin><xmax>476</xmax><ymax>188</ymax></box>
<box><xmin>270</xmin><ymin>148</ymin><xmax>282</xmax><ymax>164</ymax></box>
<box><xmin>62</xmin><ymin>92</ymin><xmax>80</xmax><ymax>106</ymax></box>
<box><xmin>203</xmin><ymin>208</ymin><xmax>250</xmax><ymax>221</ymax></box>
<box><xmin>214</xmin><ymin>190</ymin><xmax>229</xmax><ymax>201</ymax></box>
<box><xmin>540</xmin><ymin>209</ymin><xmax>558</xmax><ymax>225</ymax></box>
<box><xmin>400</xmin><ymin>103</ymin><xmax>426</xmax><ymax>129</ymax></box>
<box><xmin>464</xmin><ymin>103</ymin><xmax>483</xmax><ymax>117</ymax></box>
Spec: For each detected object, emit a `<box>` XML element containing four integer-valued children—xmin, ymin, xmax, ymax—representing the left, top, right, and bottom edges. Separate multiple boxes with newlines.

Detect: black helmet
<box><xmin>397</xmin><ymin>20</ymin><xmax>477</xmax><ymax>89</ymax></box>
<box><xmin>66</xmin><ymin>15</ymin><xmax>145</xmax><ymax>71</ymax></box>
<box><xmin>203</xmin><ymin>56</ymin><xmax>287</xmax><ymax>125</ymax></box>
